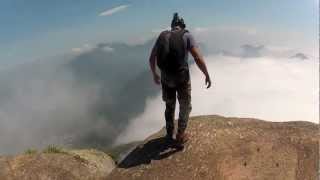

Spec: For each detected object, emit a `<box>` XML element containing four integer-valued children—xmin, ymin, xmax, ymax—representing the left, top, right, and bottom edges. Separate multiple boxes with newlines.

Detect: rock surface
<box><xmin>0</xmin><ymin>149</ymin><xmax>115</xmax><ymax>180</ymax></box>
<box><xmin>108</xmin><ymin>115</ymin><xmax>319</xmax><ymax>180</ymax></box>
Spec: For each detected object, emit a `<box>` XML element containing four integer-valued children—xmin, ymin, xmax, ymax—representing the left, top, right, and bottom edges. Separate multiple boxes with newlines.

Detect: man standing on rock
<box><xmin>149</xmin><ymin>13</ymin><xmax>212</xmax><ymax>147</ymax></box>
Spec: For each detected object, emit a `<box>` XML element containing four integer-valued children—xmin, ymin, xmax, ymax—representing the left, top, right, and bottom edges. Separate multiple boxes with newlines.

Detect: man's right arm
<box><xmin>149</xmin><ymin>42</ymin><xmax>160</xmax><ymax>85</ymax></box>
<box><xmin>190</xmin><ymin>47</ymin><xmax>212</xmax><ymax>88</ymax></box>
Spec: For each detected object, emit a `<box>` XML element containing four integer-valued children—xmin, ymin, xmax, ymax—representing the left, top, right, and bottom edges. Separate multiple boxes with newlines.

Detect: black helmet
<box><xmin>171</xmin><ymin>13</ymin><xmax>186</xmax><ymax>29</ymax></box>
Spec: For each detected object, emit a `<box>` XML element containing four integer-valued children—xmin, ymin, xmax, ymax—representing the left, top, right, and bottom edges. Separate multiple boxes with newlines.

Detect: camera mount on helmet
<box><xmin>171</xmin><ymin>12</ymin><xmax>186</xmax><ymax>29</ymax></box>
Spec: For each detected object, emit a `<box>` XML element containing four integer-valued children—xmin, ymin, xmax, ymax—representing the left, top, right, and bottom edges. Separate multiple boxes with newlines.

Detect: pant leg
<box><xmin>161</xmin><ymin>83</ymin><xmax>177</xmax><ymax>136</ymax></box>
<box><xmin>177</xmin><ymin>79</ymin><xmax>192</xmax><ymax>134</ymax></box>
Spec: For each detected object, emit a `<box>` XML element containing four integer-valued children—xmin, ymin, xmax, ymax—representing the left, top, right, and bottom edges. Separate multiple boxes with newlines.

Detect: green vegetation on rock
<box><xmin>42</xmin><ymin>144</ymin><xmax>66</xmax><ymax>154</ymax></box>
<box><xmin>24</xmin><ymin>148</ymin><xmax>37</xmax><ymax>155</ymax></box>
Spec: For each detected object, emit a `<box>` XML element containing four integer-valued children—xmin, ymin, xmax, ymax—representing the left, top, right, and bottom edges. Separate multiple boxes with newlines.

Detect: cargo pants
<box><xmin>161</xmin><ymin>70</ymin><xmax>192</xmax><ymax>136</ymax></box>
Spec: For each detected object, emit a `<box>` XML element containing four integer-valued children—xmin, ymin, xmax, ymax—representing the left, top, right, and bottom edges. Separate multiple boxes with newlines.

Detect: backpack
<box><xmin>156</xmin><ymin>29</ymin><xmax>189</xmax><ymax>74</ymax></box>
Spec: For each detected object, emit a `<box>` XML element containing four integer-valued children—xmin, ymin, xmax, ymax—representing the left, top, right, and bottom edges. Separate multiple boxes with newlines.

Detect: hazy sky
<box><xmin>0</xmin><ymin>0</ymin><xmax>318</xmax><ymax>68</ymax></box>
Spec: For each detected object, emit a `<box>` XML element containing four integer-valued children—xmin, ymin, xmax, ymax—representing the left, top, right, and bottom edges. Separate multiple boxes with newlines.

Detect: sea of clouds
<box><xmin>114</xmin><ymin>54</ymin><xmax>319</xmax><ymax>145</ymax></box>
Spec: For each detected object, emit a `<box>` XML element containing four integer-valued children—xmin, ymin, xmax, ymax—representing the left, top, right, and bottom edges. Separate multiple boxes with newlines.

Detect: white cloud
<box><xmin>194</xmin><ymin>27</ymin><xmax>210</xmax><ymax>33</ymax></box>
<box><xmin>83</xmin><ymin>43</ymin><xmax>90</xmax><ymax>48</ymax></box>
<box><xmin>71</xmin><ymin>44</ymin><xmax>93</xmax><ymax>54</ymax></box>
<box><xmin>99</xmin><ymin>4</ymin><xmax>130</xmax><ymax>16</ymax></box>
<box><xmin>71</xmin><ymin>48</ymin><xmax>83</xmax><ymax>53</ymax></box>
<box><xmin>0</xmin><ymin>68</ymin><xmax>103</xmax><ymax>154</ymax></box>
<box><xmin>102</xmin><ymin>46</ymin><xmax>114</xmax><ymax>52</ymax></box>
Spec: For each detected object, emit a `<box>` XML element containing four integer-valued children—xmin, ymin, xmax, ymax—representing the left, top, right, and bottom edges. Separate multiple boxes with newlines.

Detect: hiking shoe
<box><xmin>164</xmin><ymin>134</ymin><xmax>174</xmax><ymax>144</ymax></box>
<box><xmin>175</xmin><ymin>132</ymin><xmax>189</xmax><ymax>149</ymax></box>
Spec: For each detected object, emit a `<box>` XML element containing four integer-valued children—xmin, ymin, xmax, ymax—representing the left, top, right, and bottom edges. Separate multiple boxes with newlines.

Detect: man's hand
<box><xmin>205</xmin><ymin>75</ymin><xmax>212</xmax><ymax>89</ymax></box>
<box><xmin>153</xmin><ymin>73</ymin><xmax>161</xmax><ymax>85</ymax></box>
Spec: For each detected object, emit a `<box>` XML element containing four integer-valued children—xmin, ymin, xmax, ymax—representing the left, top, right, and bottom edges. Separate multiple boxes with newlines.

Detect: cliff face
<box><xmin>0</xmin><ymin>149</ymin><xmax>115</xmax><ymax>180</ymax></box>
<box><xmin>109</xmin><ymin>115</ymin><xmax>319</xmax><ymax>180</ymax></box>
<box><xmin>0</xmin><ymin>115</ymin><xmax>318</xmax><ymax>180</ymax></box>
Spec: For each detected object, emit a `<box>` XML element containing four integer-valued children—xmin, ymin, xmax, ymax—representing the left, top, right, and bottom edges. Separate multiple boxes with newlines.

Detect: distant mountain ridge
<box><xmin>290</xmin><ymin>53</ymin><xmax>309</xmax><ymax>60</ymax></box>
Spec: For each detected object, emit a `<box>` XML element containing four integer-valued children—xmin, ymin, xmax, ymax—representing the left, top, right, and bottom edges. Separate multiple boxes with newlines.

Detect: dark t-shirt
<box><xmin>152</xmin><ymin>28</ymin><xmax>198</xmax><ymax>86</ymax></box>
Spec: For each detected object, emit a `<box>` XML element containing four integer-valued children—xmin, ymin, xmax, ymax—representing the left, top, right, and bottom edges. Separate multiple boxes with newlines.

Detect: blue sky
<box><xmin>0</xmin><ymin>0</ymin><xmax>318</xmax><ymax>68</ymax></box>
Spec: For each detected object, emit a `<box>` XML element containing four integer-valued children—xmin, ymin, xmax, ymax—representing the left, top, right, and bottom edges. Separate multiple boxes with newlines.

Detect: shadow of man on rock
<box><xmin>118</xmin><ymin>136</ymin><xmax>182</xmax><ymax>168</ymax></box>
